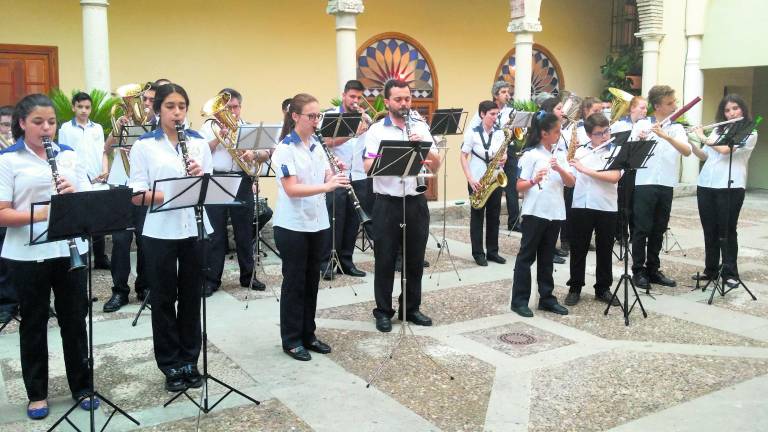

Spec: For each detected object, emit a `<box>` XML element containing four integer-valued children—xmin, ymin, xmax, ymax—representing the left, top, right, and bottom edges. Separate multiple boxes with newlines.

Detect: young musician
<box><xmin>565</xmin><ymin>113</ymin><xmax>622</xmax><ymax>306</ymax></box>
<box><xmin>461</xmin><ymin>100</ymin><xmax>507</xmax><ymax>266</ymax></box>
<box><xmin>510</xmin><ymin>112</ymin><xmax>575</xmax><ymax>318</ymax></box>
<box><xmin>129</xmin><ymin>83</ymin><xmax>212</xmax><ymax>391</ymax></box>
<box><xmin>538</xmin><ymin>96</ymin><xmax>568</xmax><ymax>264</ymax></box>
<box><xmin>0</xmin><ymin>105</ymin><xmax>12</xmax><ymax>147</ymax></box>
<box><xmin>363</xmin><ymin>80</ymin><xmax>442</xmax><ymax>333</ymax></box>
<box><xmin>689</xmin><ymin>94</ymin><xmax>757</xmax><ymax>288</ymax></box>
<box><xmin>0</xmin><ymin>94</ymin><xmax>96</xmax><ymax>419</ymax></box>
<box><xmin>320</xmin><ymin>80</ymin><xmax>369</xmax><ymax>280</ymax></box>
<box><xmin>273</xmin><ymin>93</ymin><xmax>348</xmax><ymax>361</ymax></box>
<box><xmin>631</xmin><ymin>85</ymin><xmax>691</xmax><ymax>289</ymax></box>
<box><xmin>0</xmin><ymin>105</ymin><xmax>16</xmax><ymax>324</ymax></box>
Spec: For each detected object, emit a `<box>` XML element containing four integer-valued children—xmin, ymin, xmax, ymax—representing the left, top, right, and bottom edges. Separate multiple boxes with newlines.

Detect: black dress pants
<box><xmin>632</xmin><ymin>185</ymin><xmax>673</xmax><ymax>275</ymax></box>
<box><xmin>9</xmin><ymin>257</ymin><xmax>89</xmax><ymax>401</ymax></box>
<box><xmin>697</xmin><ymin>186</ymin><xmax>745</xmax><ymax>279</ymax></box>
<box><xmin>567</xmin><ymin>208</ymin><xmax>617</xmax><ymax>294</ymax></box>
<box><xmin>110</xmin><ymin>205</ymin><xmax>148</xmax><ymax>295</ymax></box>
<box><xmin>468</xmin><ymin>184</ymin><xmax>502</xmax><ymax>256</ymax></box>
<box><xmin>511</xmin><ymin>215</ymin><xmax>559</xmax><ymax>308</ymax></box>
<box><xmin>321</xmin><ymin>186</ymin><xmax>360</xmax><ymax>271</ymax></box>
<box><xmin>371</xmin><ymin>194</ymin><xmax>429</xmax><ymax>318</ymax></box>
<box><xmin>557</xmin><ymin>186</ymin><xmax>574</xmax><ymax>246</ymax></box>
<box><xmin>503</xmin><ymin>149</ymin><xmax>519</xmax><ymax>228</ymax></box>
<box><xmin>274</xmin><ymin>226</ymin><xmax>326</xmax><ymax>350</ymax></box>
<box><xmin>0</xmin><ymin>228</ymin><xmax>17</xmax><ymax>315</ymax></box>
<box><xmin>142</xmin><ymin>236</ymin><xmax>202</xmax><ymax>373</ymax></box>
<box><xmin>205</xmin><ymin>173</ymin><xmax>255</xmax><ymax>288</ymax></box>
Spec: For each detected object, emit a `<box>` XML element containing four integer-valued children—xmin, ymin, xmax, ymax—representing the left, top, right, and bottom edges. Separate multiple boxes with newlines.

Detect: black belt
<box><xmin>376</xmin><ymin>193</ymin><xmax>424</xmax><ymax>201</ymax></box>
<box><xmin>213</xmin><ymin>170</ymin><xmax>246</xmax><ymax>175</ymax></box>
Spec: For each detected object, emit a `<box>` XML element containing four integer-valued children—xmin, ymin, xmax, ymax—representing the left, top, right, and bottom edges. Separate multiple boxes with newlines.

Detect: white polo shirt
<box><xmin>0</xmin><ymin>139</ymin><xmax>90</xmax><ymax>261</ymax></box>
<box><xmin>517</xmin><ymin>144</ymin><xmax>568</xmax><ymax>221</ymax></box>
<box><xmin>128</xmin><ymin>128</ymin><xmax>213</xmax><ymax>240</ymax></box>
<box><xmin>363</xmin><ymin>114</ymin><xmax>437</xmax><ymax>197</ymax></box>
<box><xmin>634</xmin><ymin>118</ymin><xmax>688</xmax><ymax>187</ymax></box>
<box><xmin>272</xmin><ymin>130</ymin><xmax>330</xmax><ymax>232</ymax></box>
<box><xmin>467</xmin><ymin>105</ymin><xmax>514</xmax><ymax>131</ymax></box>
<box><xmin>461</xmin><ymin>124</ymin><xmax>505</xmax><ymax>182</ymax></box>
<box><xmin>571</xmin><ymin>142</ymin><xmax>619</xmax><ymax>212</ymax></box>
<box><xmin>57</xmin><ymin>119</ymin><xmax>105</xmax><ymax>182</ymax></box>
<box><xmin>556</xmin><ymin>121</ymin><xmax>589</xmax><ymax>153</ymax></box>
<box><xmin>698</xmin><ymin>130</ymin><xmax>757</xmax><ymax>189</ymax></box>
<box><xmin>199</xmin><ymin>118</ymin><xmax>245</xmax><ymax>173</ymax></box>
<box><xmin>324</xmin><ymin>105</ymin><xmax>367</xmax><ymax>181</ymax></box>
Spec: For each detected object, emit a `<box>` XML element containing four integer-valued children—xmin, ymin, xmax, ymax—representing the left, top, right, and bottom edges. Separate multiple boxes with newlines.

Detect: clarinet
<box><xmin>401</xmin><ymin>110</ymin><xmax>428</xmax><ymax>193</ymax></box>
<box><xmin>315</xmin><ymin>129</ymin><xmax>371</xmax><ymax>225</ymax></box>
<box><xmin>42</xmin><ymin>137</ymin><xmax>86</xmax><ymax>271</ymax></box>
<box><xmin>175</xmin><ymin>122</ymin><xmax>207</xmax><ymax>240</ymax></box>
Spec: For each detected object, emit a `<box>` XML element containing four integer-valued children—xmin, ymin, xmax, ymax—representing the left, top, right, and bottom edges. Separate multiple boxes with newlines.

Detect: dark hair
<box><xmin>716</xmin><ymin>93</ymin><xmax>751</xmax><ymax>133</ymax></box>
<box><xmin>478</xmin><ymin>100</ymin><xmax>498</xmax><ymax>117</ymax></box>
<box><xmin>12</xmin><ymin>94</ymin><xmax>53</xmax><ymax>140</ymax></box>
<box><xmin>0</xmin><ymin>105</ymin><xmax>13</xmax><ymax>118</ymax></box>
<box><xmin>219</xmin><ymin>87</ymin><xmax>242</xmax><ymax>103</ymax></box>
<box><xmin>384</xmin><ymin>79</ymin><xmax>410</xmax><ymax>99</ymax></box>
<box><xmin>146</xmin><ymin>82</ymin><xmax>159</xmax><ymax>94</ymax></box>
<box><xmin>152</xmin><ymin>83</ymin><xmax>190</xmax><ymax>117</ymax></box>
<box><xmin>343</xmin><ymin>80</ymin><xmax>365</xmax><ymax>93</ymax></box>
<box><xmin>647</xmin><ymin>85</ymin><xmax>675</xmax><ymax>109</ymax></box>
<box><xmin>281</xmin><ymin>98</ymin><xmax>292</xmax><ymax>112</ymax></box>
<box><xmin>580</xmin><ymin>97</ymin><xmax>601</xmax><ymax>118</ymax></box>
<box><xmin>523</xmin><ymin>112</ymin><xmax>560</xmax><ymax>150</ymax></box>
<box><xmin>583</xmin><ymin>113</ymin><xmax>609</xmax><ymax>134</ymax></box>
<box><xmin>540</xmin><ymin>96</ymin><xmax>562</xmax><ymax>114</ymax></box>
<box><xmin>280</xmin><ymin>93</ymin><xmax>318</xmax><ymax>140</ymax></box>
<box><xmin>71</xmin><ymin>91</ymin><xmax>92</xmax><ymax>105</ymax></box>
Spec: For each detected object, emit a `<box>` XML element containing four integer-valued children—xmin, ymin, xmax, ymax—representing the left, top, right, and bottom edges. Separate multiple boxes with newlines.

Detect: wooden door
<box><xmin>0</xmin><ymin>44</ymin><xmax>59</xmax><ymax>106</ymax></box>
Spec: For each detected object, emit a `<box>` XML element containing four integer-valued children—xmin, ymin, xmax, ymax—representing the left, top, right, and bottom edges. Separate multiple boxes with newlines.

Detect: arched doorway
<box><xmin>495</xmin><ymin>43</ymin><xmax>564</xmax><ymax>98</ymax></box>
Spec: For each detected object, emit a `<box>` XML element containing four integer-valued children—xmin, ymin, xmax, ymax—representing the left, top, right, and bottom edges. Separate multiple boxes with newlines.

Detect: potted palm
<box><xmin>600</xmin><ymin>46</ymin><xmax>642</xmax><ymax>100</ymax></box>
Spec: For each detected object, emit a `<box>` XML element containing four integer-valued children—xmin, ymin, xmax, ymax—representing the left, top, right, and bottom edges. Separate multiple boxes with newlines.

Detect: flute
<box><xmin>686</xmin><ymin>117</ymin><xmax>743</xmax><ymax>132</ymax></box>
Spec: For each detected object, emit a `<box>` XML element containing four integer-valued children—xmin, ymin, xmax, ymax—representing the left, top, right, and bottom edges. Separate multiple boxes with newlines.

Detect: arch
<box><xmin>495</xmin><ymin>43</ymin><xmax>564</xmax><ymax>98</ymax></box>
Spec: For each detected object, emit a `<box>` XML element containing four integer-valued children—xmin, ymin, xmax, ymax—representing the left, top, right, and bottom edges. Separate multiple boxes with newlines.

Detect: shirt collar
<box><xmin>70</xmin><ymin>118</ymin><xmax>94</xmax><ymax>129</ymax></box>
<box><xmin>283</xmin><ymin>130</ymin><xmax>318</xmax><ymax>151</ymax></box>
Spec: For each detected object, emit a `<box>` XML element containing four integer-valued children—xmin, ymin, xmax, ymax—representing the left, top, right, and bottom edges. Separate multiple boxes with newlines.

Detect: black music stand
<box><xmin>30</xmin><ymin>188</ymin><xmax>140</xmax><ymax>432</ymax></box>
<box><xmin>152</xmin><ymin>173</ymin><xmax>261</xmax><ymax>413</ymax></box>
<box><xmin>365</xmin><ymin>140</ymin><xmax>455</xmax><ymax>387</ymax></box>
<box><xmin>603</xmin><ymin>137</ymin><xmax>656</xmax><ymax>326</ymax></box>
<box><xmin>610</xmin><ymin>130</ymin><xmax>632</xmax><ymax>261</ymax></box>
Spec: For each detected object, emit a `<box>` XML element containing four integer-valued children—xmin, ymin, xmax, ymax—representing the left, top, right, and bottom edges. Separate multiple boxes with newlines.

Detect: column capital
<box><xmin>326</xmin><ymin>0</ymin><xmax>364</xmax><ymax>15</ymax></box>
<box><xmin>507</xmin><ymin>0</ymin><xmax>541</xmax><ymax>33</ymax></box>
<box><xmin>80</xmin><ymin>0</ymin><xmax>109</xmax><ymax>6</ymax></box>
<box><xmin>635</xmin><ymin>31</ymin><xmax>665</xmax><ymax>43</ymax></box>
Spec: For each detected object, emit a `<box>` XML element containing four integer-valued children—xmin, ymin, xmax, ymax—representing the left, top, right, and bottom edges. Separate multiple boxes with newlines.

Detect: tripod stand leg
<box><xmin>404</xmin><ymin>323</ymin><xmax>455</xmax><ymax>381</ymax></box>
<box><xmin>366</xmin><ymin>324</ymin><xmax>408</xmax><ymax>388</ymax></box>
<box><xmin>131</xmin><ymin>290</ymin><xmax>151</xmax><ymax>327</ymax></box>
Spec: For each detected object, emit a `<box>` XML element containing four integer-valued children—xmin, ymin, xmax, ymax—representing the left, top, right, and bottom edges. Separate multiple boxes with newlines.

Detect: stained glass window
<box><xmin>357</xmin><ymin>35</ymin><xmax>435</xmax><ymax>99</ymax></box>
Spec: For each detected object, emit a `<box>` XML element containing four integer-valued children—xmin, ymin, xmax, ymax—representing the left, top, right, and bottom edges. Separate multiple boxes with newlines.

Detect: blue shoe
<box><xmin>27</xmin><ymin>401</ymin><xmax>49</xmax><ymax>420</ymax></box>
<box><xmin>79</xmin><ymin>396</ymin><xmax>100</xmax><ymax>411</ymax></box>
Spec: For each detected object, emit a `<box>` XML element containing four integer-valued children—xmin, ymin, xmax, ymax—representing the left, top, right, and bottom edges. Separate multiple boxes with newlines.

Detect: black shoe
<box><xmin>725</xmin><ymin>278</ymin><xmax>740</xmax><ymax>289</ymax></box>
<box><xmin>487</xmin><ymin>253</ymin><xmax>507</xmax><ymax>264</ymax></box>
<box><xmin>560</xmin><ymin>241</ymin><xmax>570</xmax><ymax>252</ymax></box>
<box><xmin>564</xmin><ymin>291</ymin><xmax>580</xmax><ymax>306</ymax></box>
<box><xmin>633</xmin><ymin>272</ymin><xmax>650</xmax><ymax>289</ymax></box>
<box><xmin>554</xmin><ymin>248</ymin><xmax>569</xmax><ymax>257</ymax></box>
<box><xmin>649</xmin><ymin>271</ymin><xmax>676</xmax><ymax>287</ymax></box>
<box><xmin>203</xmin><ymin>284</ymin><xmax>216</xmax><ymax>298</ymax></box>
<box><xmin>341</xmin><ymin>266</ymin><xmax>366</xmax><ymax>277</ymax></box>
<box><xmin>304</xmin><ymin>339</ymin><xmax>332</xmax><ymax>354</ymax></box>
<box><xmin>375</xmin><ymin>315</ymin><xmax>392</xmax><ymax>332</ymax></box>
<box><xmin>102</xmin><ymin>293</ymin><xmax>128</xmax><ymax>313</ymax></box>
<box><xmin>283</xmin><ymin>346</ymin><xmax>312</xmax><ymax>361</ymax></box>
<box><xmin>165</xmin><ymin>368</ymin><xmax>187</xmax><ymax>392</ymax></box>
<box><xmin>691</xmin><ymin>273</ymin><xmax>714</xmax><ymax>282</ymax></box>
<box><xmin>242</xmin><ymin>275</ymin><xmax>266</xmax><ymax>290</ymax></box>
<box><xmin>595</xmin><ymin>290</ymin><xmax>620</xmax><ymax>305</ymax></box>
<box><xmin>539</xmin><ymin>303</ymin><xmax>569</xmax><ymax>315</ymax></box>
<box><xmin>511</xmin><ymin>305</ymin><xmax>534</xmax><ymax>317</ymax></box>
<box><xmin>398</xmin><ymin>310</ymin><xmax>433</xmax><ymax>326</ymax></box>
<box><xmin>423</xmin><ymin>260</ymin><xmax>430</xmax><ymax>268</ymax></box>
<box><xmin>322</xmin><ymin>267</ymin><xmax>335</xmax><ymax>281</ymax></box>
<box><xmin>553</xmin><ymin>255</ymin><xmax>566</xmax><ymax>264</ymax></box>
<box><xmin>182</xmin><ymin>364</ymin><xmax>202</xmax><ymax>388</ymax></box>
<box><xmin>93</xmin><ymin>256</ymin><xmax>111</xmax><ymax>270</ymax></box>
<box><xmin>473</xmin><ymin>253</ymin><xmax>488</xmax><ymax>266</ymax></box>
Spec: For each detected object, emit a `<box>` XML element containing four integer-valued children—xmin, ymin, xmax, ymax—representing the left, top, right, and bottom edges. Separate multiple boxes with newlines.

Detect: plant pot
<box><xmin>627</xmin><ymin>75</ymin><xmax>642</xmax><ymax>89</ymax></box>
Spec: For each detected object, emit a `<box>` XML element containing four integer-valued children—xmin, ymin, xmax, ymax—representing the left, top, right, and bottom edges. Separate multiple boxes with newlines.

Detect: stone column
<box><xmin>681</xmin><ymin>0</ymin><xmax>709</xmax><ymax>183</ymax></box>
<box><xmin>507</xmin><ymin>0</ymin><xmax>542</xmax><ymax>101</ymax></box>
<box><xmin>80</xmin><ymin>0</ymin><xmax>111</xmax><ymax>91</ymax></box>
<box><xmin>327</xmin><ymin>0</ymin><xmax>365</xmax><ymax>94</ymax></box>
<box><xmin>635</xmin><ymin>0</ymin><xmax>665</xmax><ymax>96</ymax></box>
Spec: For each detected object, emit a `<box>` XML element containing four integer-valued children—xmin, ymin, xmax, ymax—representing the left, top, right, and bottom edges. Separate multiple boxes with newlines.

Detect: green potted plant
<box><xmin>49</xmin><ymin>88</ymin><xmax>119</xmax><ymax>138</ymax></box>
<box><xmin>600</xmin><ymin>46</ymin><xmax>642</xmax><ymax>100</ymax></box>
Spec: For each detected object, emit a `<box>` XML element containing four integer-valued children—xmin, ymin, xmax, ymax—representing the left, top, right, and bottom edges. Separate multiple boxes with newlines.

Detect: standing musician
<box><xmin>460</xmin><ymin>100</ymin><xmax>507</xmax><ymax>266</ymax></box>
<box><xmin>0</xmin><ymin>105</ymin><xmax>12</xmax><ymax>147</ymax></box>
<box><xmin>538</xmin><ymin>95</ymin><xmax>568</xmax><ymax>264</ymax></box>
<box><xmin>129</xmin><ymin>83</ymin><xmax>212</xmax><ymax>392</ymax></box>
<box><xmin>363</xmin><ymin>79</ymin><xmax>442</xmax><ymax>333</ymax></box>
<box><xmin>0</xmin><ymin>105</ymin><xmax>17</xmax><ymax>325</ymax></box>
<box><xmin>565</xmin><ymin>113</ymin><xmax>622</xmax><ymax>306</ymax></box>
<box><xmin>319</xmin><ymin>80</ymin><xmax>369</xmax><ymax>280</ymax></box>
<box><xmin>200</xmin><ymin>88</ymin><xmax>268</xmax><ymax>295</ymax></box>
<box><xmin>631</xmin><ymin>85</ymin><xmax>691</xmax><ymax>289</ymax></box>
<box><xmin>689</xmin><ymin>94</ymin><xmax>757</xmax><ymax>288</ymax></box>
<box><xmin>272</xmin><ymin>93</ymin><xmax>349</xmax><ymax>361</ymax></box>
<box><xmin>510</xmin><ymin>112</ymin><xmax>575</xmax><ymax>318</ymax></box>
<box><xmin>0</xmin><ymin>94</ymin><xmax>96</xmax><ymax>419</ymax></box>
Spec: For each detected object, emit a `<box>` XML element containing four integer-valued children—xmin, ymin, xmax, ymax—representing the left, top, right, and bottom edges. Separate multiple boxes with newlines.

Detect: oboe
<box><xmin>401</xmin><ymin>109</ymin><xmax>428</xmax><ymax>193</ymax></box>
<box><xmin>175</xmin><ymin>122</ymin><xmax>207</xmax><ymax>240</ymax></box>
<box><xmin>42</xmin><ymin>137</ymin><xmax>86</xmax><ymax>271</ymax></box>
<box><xmin>315</xmin><ymin>129</ymin><xmax>371</xmax><ymax>225</ymax></box>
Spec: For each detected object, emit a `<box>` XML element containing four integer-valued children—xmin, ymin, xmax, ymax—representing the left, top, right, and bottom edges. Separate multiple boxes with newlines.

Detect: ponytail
<box><xmin>279</xmin><ymin>93</ymin><xmax>318</xmax><ymax>141</ymax></box>
<box><xmin>523</xmin><ymin>111</ymin><xmax>560</xmax><ymax>151</ymax></box>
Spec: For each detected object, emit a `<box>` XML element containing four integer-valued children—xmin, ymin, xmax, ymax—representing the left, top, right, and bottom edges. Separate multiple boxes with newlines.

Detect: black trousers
<box><xmin>567</xmin><ymin>208</ymin><xmax>617</xmax><ymax>294</ymax></box>
<box><xmin>0</xmin><ymin>228</ymin><xmax>18</xmax><ymax>314</ymax></box>
<box><xmin>511</xmin><ymin>215</ymin><xmax>559</xmax><ymax>308</ymax></box>
<box><xmin>205</xmin><ymin>173</ymin><xmax>255</xmax><ymax>287</ymax></box>
<box><xmin>9</xmin><ymin>257</ymin><xmax>89</xmax><ymax>401</ymax></box>
<box><xmin>353</xmin><ymin>178</ymin><xmax>374</xmax><ymax>218</ymax></box>
<box><xmin>142</xmin><ymin>236</ymin><xmax>202</xmax><ymax>373</ymax></box>
<box><xmin>616</xmin><ymin>170</ymin><xmax>636</xmax><ymax>241</ymax></box>
<box><xmin>321</xmin><ymin>186</ymin><xmax>360</xmax><ymax>271</ymax></box>
<box><xmin>503</xmin><ymin>149</ymin><xmax>519</xmax><ymax>228</ymax></box>
<box><xmin>110</xmin><ymin>205</ymin><xmax>148</xmax><ymax>295</ymax></box>
<box><xmin>557</xmin><ymin>186</ymin><xmax>574</xmax><ymax>246</ymax></box>
<box><xmin>632</xmin><ymin>185</ymin><xmax>673</xmax><ymax>275</ymax></box>
<box><xmin>468</xmin><ymin>184</ymin><xmax>502</xmax><ymax>256</ymax></box>
<box><xmin>92</xmin><ymin>235</ymin><xmax>107</xmax><ymax>262</ymax></box>
<box><xmin>697</xmin><ymin>186</ymin><xmax>745</xmax><ymax>279</ymax></box>
<box><xmin>274</xmin><ymin>226</ymin><xmax>326</xmax><ymax>350</ymax></box>
<box><xmin>371</xmin><ymin>194</ymin><xmax>429</xmax><ymax>318</ymax></box>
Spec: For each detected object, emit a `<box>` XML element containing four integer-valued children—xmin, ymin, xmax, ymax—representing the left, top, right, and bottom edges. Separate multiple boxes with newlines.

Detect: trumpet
<box><xmin>402</xmin><ymin>109</ymin><xmax>428</xmax><ymax>193</ymax></box>
<box><xmin>315</xmin><ymin>129</ymin><xmax>371</xmax><ymax>226</ymax></box>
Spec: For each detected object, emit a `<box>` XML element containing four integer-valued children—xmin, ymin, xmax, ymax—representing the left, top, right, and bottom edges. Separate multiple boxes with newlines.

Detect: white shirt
<box><xmin>324</xmin><ymin>105</ymin><xmax>367</xmax><ymax>181</ymax></box>
<box><xmin>272</xmin><ymin>130</ymin><xmax>330</xmax><ymax>232</ymax></box>
<box><xmin>199</xmin><ymin>118</ymin><xmax>245</xmax><ymax>173</ymax></box>
<box><xmin>571</xmin><ymin>142</ymin><xmax>619</xmax><ymax>212</ymax></box>
<box><xmin>57</xmin><ymin>119</ymin><xmax>105</xmax><ymax>182</ymax></box>
<box><xmin>634</xmin><ymin>118</ymin><xmax>688</xmax><ymax>187</ymax></box>
<box><xmin>364</xmin><ymin>114</ymin><xmax>437</xmax><ymax>196</ymax></box>
<box><xmin>556</xmin><ymin>121</ymin><xmax>590</xmax><ymax>153</ymax></box>
<box><xmin>698</xmin><ymin>130</ymin><xmax>757</xmax><ymax>189</ymax></box>
<box><xmin>461</xmin><ymin>124</ymin><xmax>505</xmax><ymax>182</ymax></box>
<box><xmin>518</xmin><ymin>144</ymin><xmax>568</xmax><ymax>221</ymax></box>
<box><xmin>467</xmin><ymin>105</ymin><xmax>514</xmax><ymax>131</ymax></box>
<box><xmin>128</xmin><ymin>128</ymin><xmax>213</xmax><ymax>240</ymax></box>
<box><xmin>0</xmin><ymin>139</ymin><xmax>90</xmax><ymax>261</ymax></box>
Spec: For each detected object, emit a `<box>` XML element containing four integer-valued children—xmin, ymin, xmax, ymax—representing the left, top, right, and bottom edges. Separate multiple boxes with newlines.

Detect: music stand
<box><xmin>603</xmin><ymin>137</ymin><xmax>656</xmax><ymax>325</ymax></box>
<box><xmin>610</xmin><ymin>130</ymin><xmax>632</xmax><ymax>261</ymax></box>
<box><xmin>152</xmin><ymin>174</ymin><xmax>261</xmax><ymax>413</ymax></box>
<box><xmin>365</xmin><ymin>140</ymin><xmax>455</xmax><ymax>388</ymax></box>
<box><xmin>30</xmin><ymin>188</ymin><xmax>140</xmax><ymax>431</ymax></box>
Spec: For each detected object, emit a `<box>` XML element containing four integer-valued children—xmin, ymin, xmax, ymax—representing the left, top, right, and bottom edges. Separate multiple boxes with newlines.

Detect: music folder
<box><xmin>367</xmin><ymin>140</ymin><xmax>431</xmax><ymax>178</ymax></box>
<box><xmin>319</xmin><ymin>112</ymin><xmax>363</xmax><ymax>138</ymax></box>
<box><xmin>235</xmin><ymin>122</ymin><xmax>280</xmax><ymax>151</ymax></box>
<box><xmin>429</xmin><ymin>109</ymin><xmax>465</xmax><ymax>136</ymax></box>
<box><xmin>150</xmin><ymin>174</ymin><xmax>242</xmax><ymax>213</ymax></box>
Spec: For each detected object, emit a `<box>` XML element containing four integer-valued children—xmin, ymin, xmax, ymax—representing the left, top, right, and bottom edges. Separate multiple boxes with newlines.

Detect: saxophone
<box><xmin>469</xmin><ymin>128</ymin><xmax>511</xmax><ymax>209</ymax></box>
<box><xmin>566</xmin><ymin>123</ymin><xmax>579</xmax><ymax>161</ymax></box>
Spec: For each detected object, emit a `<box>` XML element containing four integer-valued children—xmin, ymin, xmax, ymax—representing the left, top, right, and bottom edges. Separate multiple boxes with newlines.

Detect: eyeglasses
<box><xmin>591</xmin><ymin>129</ymin><xmax>611</xmax><ymax>137</ymax></box>
<box><xmin>301</xmin><ymin>113</ymin><xmax>324</xmax><ymax>121</ymax></box>
<box><xmin>0</xmin><ymin>122</ymin><xmax>11</xmax><ymax>127</ymax></box>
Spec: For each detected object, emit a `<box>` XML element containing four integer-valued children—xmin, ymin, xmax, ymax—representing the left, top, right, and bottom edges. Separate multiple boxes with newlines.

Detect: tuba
<box><xmin>0</xmin><ymin>133</ymin><xmax>13</xmax><ymax>150</ymax></box>
<box><xmin>201</xmin><ymin>92</ymin><xmax>261</xmax><ymax>177</ymax></box>
<box><xmin>110</xmin><ymin>83</ymin><xmax>150</xmax><ymax>175</ymax></box>
<box><xmin>608</xmin><ymin>87</ymin><xmax>633</xmax><ymax>124</ymax></box>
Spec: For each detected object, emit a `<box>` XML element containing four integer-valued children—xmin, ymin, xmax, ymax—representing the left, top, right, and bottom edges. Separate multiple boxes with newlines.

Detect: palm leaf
<box><xmin>48</xmin><ymin>88</ymin><xmax>120</xmax><ymax>138</ymax></box>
